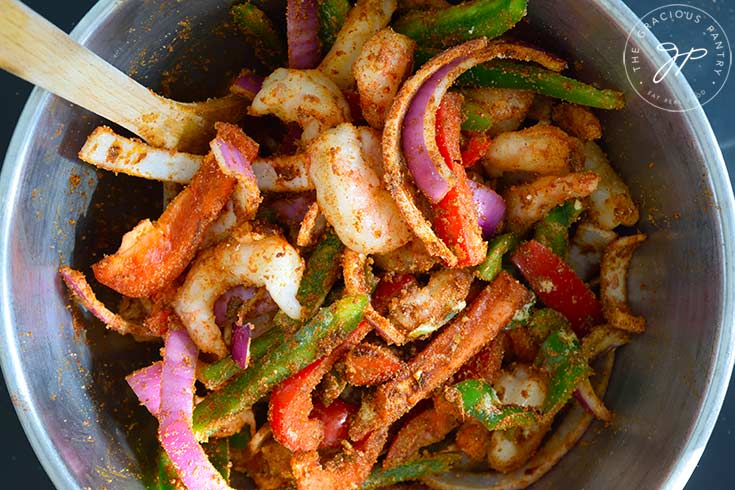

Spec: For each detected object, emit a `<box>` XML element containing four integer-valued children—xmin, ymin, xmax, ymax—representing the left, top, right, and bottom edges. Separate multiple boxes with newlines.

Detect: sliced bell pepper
<box><xmin>362</xmin><ymin>452</ymin><xmax>463</xmax><ymax>489</ymax></box>
<box><xmin>232</xmin><ymin>3</ymin><xmax>287</xmax><ymax>70</ymax></box>
<box><xmin>461</xmin><ymin>134</ymin><xmax>491</xmax><ymax>167</ymax></box>
<box><xmin>475</xmin><ymin>232</ymin><xmax>518</xmax><ymax>282</ymax></box>
<box><xmin>535</xmin><ymin>325</ymin><xmax>590</xmax><ymax>416</ymax></box>
<box><xmin>527</xmin><ymin>307</ymin><xmax>568</xmax><ymax>343</ymax></box>
<box><xmin>448</xmin><ymin>379</ymin><xmax>538</xmax><ymax>431</ymax></box>
<box><xmin>534</xmin><ymin>199</ymin><xmax>584</xmax><ymax>257</ymax></box>
<box><xmin>433</xmin><ymin>93</ymin><xmax>487</xmax><ymax>267</ymax></box>
<box><xmin>371</xmin><ymin>273</ymin><xmax>417</xmax><ymax>315</ymax></box>
<box><xmin>512</xmin><ymin>240</ymin><xmax>603</xmax><ymax>336</ymax></box>
<box><xmin>461</xmin><ymin>99</ymin><xmax>494</xmax><ymax>132</ymax></box>
<box><xmin>394</xmin><ymin>0</ymin><xmax>527</xmax><ymax>48</ymax></box>
<box><xmin>203</xmin><ymin>438</ymin><xmax>230</xmax><ymax>482</ymax></box>
<box><xmin>317</xmin><ymin>0</ymin><xmax>351</xmax><ymax>53</ymax></box>
<box><xmin>269</xmin><ymin>320</ymin><xmax>371</xmax><ymax>452</ymax></box>
<box><xmin>345</xmin><ymin>343</ymin><xmax>405</xmax><ymax>386</ymax></box>
<box><xmin>312</xmin><ymin>399</ymin><xmax>358</xmax><ymax>449</ymax></box>
<box><xmin>457</xmin><ymin>60</ymin><xmax>625</xmax><ymax>110</ymax></box>
<box><xmin>192</xmin><ymin>295</ymin><xmax>368</xmax><ymax>441</ymax></box>
<box><xmin>274</xmin><ymin>228</ymin><xmax>345</xmax><ymax>332</ymax></box>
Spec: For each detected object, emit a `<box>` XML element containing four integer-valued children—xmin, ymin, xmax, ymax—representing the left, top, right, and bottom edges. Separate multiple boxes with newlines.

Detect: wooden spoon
<box><xmin>0</xmin><ymin>0</ymin><xmax>246</xmax><ymax>153</ymax></box>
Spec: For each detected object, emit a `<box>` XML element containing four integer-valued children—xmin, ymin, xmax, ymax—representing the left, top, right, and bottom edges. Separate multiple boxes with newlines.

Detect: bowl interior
<box><xmin>1</xmin><ymin>0</ymin><xmax>734</xmax><ymax>489</ymax></box>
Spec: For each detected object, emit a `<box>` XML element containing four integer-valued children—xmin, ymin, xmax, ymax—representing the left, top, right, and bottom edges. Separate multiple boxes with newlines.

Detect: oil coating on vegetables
<box><xmin>57</xmin><ymin>0</ymin><xmax>651</xmax><ymax>487</ymax></box>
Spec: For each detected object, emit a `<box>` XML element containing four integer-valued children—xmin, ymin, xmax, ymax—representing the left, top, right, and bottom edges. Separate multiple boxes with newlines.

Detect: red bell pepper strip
<box><xmin>433</xmin><ymin>93</ymin><xmax>487</xmax><ymax>267</ymax></box>
<box><xmin>345</xmin><ymin>343</ymin><xmax>405</xmax><ymax>386</ymax></box>
<box><xmin>371</xmin><ymin>273</ymin><xmax>417</xmax><ymax>315</ymax></box>
<box><xmin>268</xmin><ymin>320</ymin><xmax>372</xmax><ymax>452</ymax></box>
<box><xmin>311</xmin><ymin>399</ymin><xmax>358</xmax><ymax>449</ymax></box>
<box><xmin>511</xmin><ymin>240</ymin><xmax>603</xmax><ymax>337</ymax></box>
<box><xmin>461</xmin><ymin>134</ymin><xmax>491</xmax><ymax>167</ymax></box>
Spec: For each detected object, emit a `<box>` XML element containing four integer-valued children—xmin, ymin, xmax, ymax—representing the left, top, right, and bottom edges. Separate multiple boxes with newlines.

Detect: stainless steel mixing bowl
<box><xmin>1</xmin><ymin>0</ymin><xmax>734</xmax><ymax>488</ymax></box>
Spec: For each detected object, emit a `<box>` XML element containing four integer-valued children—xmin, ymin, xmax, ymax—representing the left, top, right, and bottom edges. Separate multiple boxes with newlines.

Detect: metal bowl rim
<box><xmin>0</xmin><ymin>0</ymin><xmax>733</xmax><ymax>489</ymax></box>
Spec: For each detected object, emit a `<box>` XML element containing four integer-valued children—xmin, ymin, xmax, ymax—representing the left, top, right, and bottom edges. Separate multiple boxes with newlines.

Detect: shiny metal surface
<box><xmin>0</xmin><ymin>1</ymin><xmax>733</xmax><ymax>490</ymax></box>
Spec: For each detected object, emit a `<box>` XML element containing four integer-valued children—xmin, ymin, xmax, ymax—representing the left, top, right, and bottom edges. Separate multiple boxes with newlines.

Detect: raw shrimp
<box><xmin>582</xmin><ymin>141</ymin><xmax>639</xmax><ymax>230</ymax></box>
<box><xmin>319</xmin><ymin>0</ymin><xmax>397</xmax><ymax>89</ymax></box>
<box><xmin>463</xmin><ymin>87</ymin><xmax>534</xmax><ymax>136</ymax></box>
<box><xmin>353</xmin><ymin>28</ymin><xmax>415</xmax><ymax>129</ymax></box>
<box><xmin>373</xmin><ymin>239</ymin><xmax>438</xmax><ymax>274</ymax></box>
<box><xmin>249</xmin><ymin>68</ymin><xmax>351</xmax><ymax>143</ymax></box>
<box><xmin>503</xmin><ymin>171</ymin><xmax>600</xmax><ymax>233</ymax></box>
<box><xmin>309</xmin><ymin>123</ymin><xmax>411</xmax><ymax>254</ymax></box>
<box><xmin>482</xmin><ymin>124</ymin><xmax>580</xmax><ymax>176</ymax></box>
<box><xmin>551</xmin><ymin>103</ymin><xmax>602</xmax><ymax>140</ymax></box>
<box><xmin>173</xmin><ymin>226</ymin><xmax>304</xmax><ymax>358</ymax></box>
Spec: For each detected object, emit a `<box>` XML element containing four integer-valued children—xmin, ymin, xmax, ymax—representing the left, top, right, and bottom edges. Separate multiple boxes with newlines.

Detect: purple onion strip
<box><xmin>401</xmin><ymin>57</ymin><xmax>466</xmax><ymax>203</ymax></box>
<box><xmin>467</xmin><ymin>180</ymin><xmax>506</xmax><ymax>239</ymax></box>
<box><xmin>232</xmin><ymin>321</ymin><xmax>253</xmax><ymax>369</ymax></box>
<box><xmin>159</xmin><ymin>329</ymin><xmax>229</xmax><ymax>489</ymax></box>
<box><xmin>287</xmin><ymin>0</ymin><xmax>321</xmax><ymax>69</ymax></box>
<box><xmin>125</xmin><ymin>361</ymin><xmax>162</xmax><ymax>417</ymax></box>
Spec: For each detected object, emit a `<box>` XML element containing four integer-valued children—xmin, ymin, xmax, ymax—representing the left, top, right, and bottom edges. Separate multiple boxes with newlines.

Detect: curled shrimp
<box><xmin>482</xmin><ymin>124</ymin><xmax>579</xmax><ymax>176</ymax></box>
<box><xmin>319</xmin><ymin>0</ymin><xmax>397</xmax><ymax>90</ymax></box>
<box><xmin>309</xmin><ymin>124</ymin><xmax>411</xmax><ymax>254</ymax></box>
<box><xmin>463</xmin><ymin>87</ymin><xmax>534</xmax><ymax>136</ymax></box>
<box><xmin>173</xmin><ymin>225</ymin><xmax>304</xmax><ymax>358</ymax></box>
<box><xmin>582</xmin><ymin>141</ymin><xmax>639</xmax><ymax>230</ymax></box>
<box><xmin>353</xmin><ymin>28</ymin><xmax>415</xmax><ymax>129</ymax></box>
<box><xmin>249</xmin><ymin>68</ymin><xmax>351</xmax><ymax>143</ymax></box>
<box><xmin>503</xmin><ymin>171</ymin><xmax>600</xmax><ymax>233</ymax></box>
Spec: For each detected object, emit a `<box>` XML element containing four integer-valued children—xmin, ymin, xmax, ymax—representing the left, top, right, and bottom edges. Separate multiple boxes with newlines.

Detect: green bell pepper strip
<box><xmin>535</xmin><ymin>325</ymin><xmax>590</xmax><ymax>415</ymax></box>
<box><xmin>476</xmin><ymin>233</ymin><xmax>519</xmax><ymax>282</ymax></box>
<box><xmin>203</xmin><ymin>438</ymin><xmax>230</xmax><ymax>481</ymax></box>
<box><xmin>527</xmin><ymin>307</ymin><xmax>568</xmax><ymax>343</ymax></box>
<box><xmin>317</xmin><ymin>0</ymin><xmax>351</xmax><ymax>54</ymax></box>
<box><xmin>534</xmin><ymin>199</ymin><xmax>584</xmax><ymax>257</ymax></box>
<box><xmin>232</xmin><ymin>3</ymin><xmax>287</xmax><ymax>69</ymax></box>
<box><xmin>198</xmin><ymin>325</ymin><xmax>285</xmax><ymax>390</ymax></box>
<box><xmin>273</xmin><ymin>228</ymin><xmax>345</xmax><ymax>332</ymax></box>
<box><xmin>193</xmin><ymin>294</ymin><xmax>368</xmax><ymax>441</ymax></box>
<box><xmin>151</xmin><ymin>451</ymin><xmax>179</xmax><ymax>490</ymax></box>
<box><xmin>228</xmin><ymin>428</ymin><xmax>251</xmax><ymax>450</ymax></box>
<box><xmin>457</xmin><ymin>60</ymin><xmax>625</xmax><ymax>109</ymax></box>
<box><xmin>361</xmin><ymin>453</ymin><xmax>463</xmax><ymax>489</ymax></box>
<box><xmin>449</xmin><ymin>379</ymin><xmax>539</xmax><ymax>431</ymax></box>
<box><xmin>393</xmin><ymin>0</ymin><xmax>527</xmax><ymax>48</ymax></box>
<box><xmin>414</xmin><ymin>48</ymin><xmax>624</xmax><ymax>110</ymax></box>
<box><xmin>461</xmin><ymin>99</ymin><xmax>494</xmax><ymax>132</ymax></box>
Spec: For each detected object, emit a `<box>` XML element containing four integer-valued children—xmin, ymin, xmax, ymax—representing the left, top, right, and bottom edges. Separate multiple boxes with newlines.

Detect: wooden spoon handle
<box><xmin>0</xmin><ymin>0</ymin><xmax>179</xmax><ymax>148</ymax></box>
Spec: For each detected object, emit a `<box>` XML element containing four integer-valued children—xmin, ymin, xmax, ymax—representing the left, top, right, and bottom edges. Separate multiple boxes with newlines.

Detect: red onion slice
<box><xmin>401</xmin><ymin>57</ymin><xmax>464</xmax><ymax>203</ymax></box>
<box><xmin>213</xmin><ymin>286</ymin><xmax>257</xmax><ymax>326</ymax></box>
<box><xmin>126</xmin><ymin>362</ymin><xmax>163</xmax><ymax>417</ymax></box>
<box><xmin>468</xmin><ymin>180</ymin><xmax>505</xmax><ymax>239</ymax></box>
<box><xmin>230</xmin><ymin>69</ymin><xmax>264</xmax><ymax>99</ymax></box>
<box><xmin>159</xmin><ymin>328</ymin><xmax>231</xmax><ymax>489</ymax></box>
<box><xmin>271</xmin><ymin>193</ymin><xmax>316</xmax><ymax>226</ymax></box>
<box><xmin>287</xmin><ymin>0</ymin><xmax>321</xmax><ymax>69</ymax></box>
<box><xmin>574</xmin><ymin>377</ymin><xmax>612</xmax><ymax>422</ymax></box>
<box><xmin>58</xmin><ymin>266</ymin><xmax>155</xmax><ymax>340</ymax></box>
<box><xmin>232</xmin><ymin>321</ymin><xmax>253</xmax><ymax>369</ymax></box>
<box><xmin>211</xmin><ymin>136</ymin><xmax>258</xmax><ymax>182</ymax></box>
